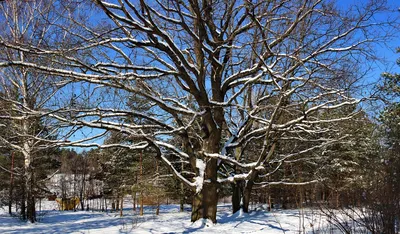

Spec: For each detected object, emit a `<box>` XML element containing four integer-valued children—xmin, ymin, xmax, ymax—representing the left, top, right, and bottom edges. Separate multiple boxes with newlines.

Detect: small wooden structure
<box><xmin>55</xmin><ymin>197</ymin><xmax>80</xmax><ymax>211</ymax></box>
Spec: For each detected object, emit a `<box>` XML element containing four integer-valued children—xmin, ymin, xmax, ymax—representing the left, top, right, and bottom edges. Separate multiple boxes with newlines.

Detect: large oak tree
<box><xmin>0</xmin><ymin>0</ymin><xmax>394</xmax><ymax>223</ymax></box>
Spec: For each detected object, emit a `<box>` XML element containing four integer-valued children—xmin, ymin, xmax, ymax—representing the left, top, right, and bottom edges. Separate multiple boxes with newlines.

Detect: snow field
<box><xmin>0</xmin><ymin>200</ymin><xmax>348</xmax><ymax>233</ymax></box>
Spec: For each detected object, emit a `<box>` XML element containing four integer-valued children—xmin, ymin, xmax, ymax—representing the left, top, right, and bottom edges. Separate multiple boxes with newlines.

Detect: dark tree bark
<box><xmin>26</xmin><ymin>166</ymin><xmax>36</xmax><ymax>223</ymax></box>
<box><xmin>231</xmin><ymin>182</ymin><xmax>242</xmax><ymax>214</ymax></box>
<box><xmin>242</xmin><ymin>181</ymin><xmax>254</xmax><ymax>213</ymax></box>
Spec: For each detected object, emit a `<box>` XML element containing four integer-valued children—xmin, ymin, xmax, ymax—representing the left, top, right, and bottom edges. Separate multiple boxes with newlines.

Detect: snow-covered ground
<box><xmin>0</xmin><ymin>200</ymin><xmax>345</xmax><ymax>233</ymax></box>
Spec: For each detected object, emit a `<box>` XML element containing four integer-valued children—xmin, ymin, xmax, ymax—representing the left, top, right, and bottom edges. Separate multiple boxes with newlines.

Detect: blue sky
<box><xmin>337</xmin><ymin>0</ymin><xmax>400</xmax><ymax>69</ymax></box>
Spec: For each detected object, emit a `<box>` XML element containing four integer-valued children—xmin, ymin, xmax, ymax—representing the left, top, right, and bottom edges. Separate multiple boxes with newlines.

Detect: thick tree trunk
<box><xmin>232</xmin><ymin>182</ymin><xmax>242</xmax><ymax>214</ymax></box>
<box><xmin>242</xmin><ymin>182</ymin><xmax>252</xmax><ymax>213</ymax></box>
<box><xmin>191</xmin><ymin>158</ymin><xmax>218</xmax><ymax>223</ymax></box>
<box><xmin>26</xmin><ymin>166</ymin><xmax>36</xmax><ymax>223</ymax></box>
<box><xmin>191</xmin><ymin>186</ymin><xmax>218</xmax><ymax>223</ymax></box>
<box><xmin>242</xmin><ymin>145</ymin><xmax>275</xmax><ymax>213</ymax></box>
<box><xmin>243</xmin><ymin>176</ymin><xmax>257</xmax><ymax>213</ymax></box>
<box><xmin>203</xmin><ymin>158</ymin><xmax>218</xmax><ymax>222</ymax></box>
<box><xmin>191</xmin><ymin>193</ymin><xmax>202</xmax><ymax>222</ymax></box>
<box><xmin>232</xmin><ymin>164</ymin><xmax>243</xmax><ymax>214</ymax></box>
<box><xmin>189</xmin><ymin>106</ymin><xmax>222</xmax><ymax>223</ymax></box>
<box><xmin>22</xmin><ymin>92</ymin><xmax>35</xmax><ymax>222</ymax></box>
<box><xmin>23</xmin><ymin>144</ymin><xmax>35</xmax><ymax>223</ymax></box>
<box><xmin>27</xmin><ymin>195</ymin><xmax>35</xmax><ymax>223</ymax></box>
<box><xmin>202</xmin><ymin>182</ymin><xmax>218</xmax><ymax>221</ymax></box>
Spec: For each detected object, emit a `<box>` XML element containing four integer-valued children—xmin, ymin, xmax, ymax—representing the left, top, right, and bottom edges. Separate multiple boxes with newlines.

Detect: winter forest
<box><xmin>0</xmin><ymin>0</ymin><xmax>400</xmax><ymax>233</ymax></box>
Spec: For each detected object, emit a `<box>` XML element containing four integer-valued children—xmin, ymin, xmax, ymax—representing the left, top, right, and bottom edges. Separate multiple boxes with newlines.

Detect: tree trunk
<box><xmin>80</xmin><ymin>163</ymin><xmax>86</xmax><ymax>211</ymax></box>
<box><xmin>180</xmin><ymin>161</ymin><xmax>185</xmax><ymax>212</ymax></box>
<box><xmin>120</xmin><ymin>196</ymin><xmax>123</xmax><ymax>217</ymax></box>
<box><xmin>156</xmin><ymin>159</ymin><xmax>160</xmax><ymax>216</ymax></box>
<box><xmin>140</xmin><ymin>151</ymin><xmax>144</xmax><ymax>216</ymax></box>
<box><xmin>140</xmin><ymin>192</ymin><xmax>144</xmax><ymax>216</ymax></box>
<box><xmin>232</xmin><ymin>182</ymin><xmax>242</xmax><ymax>214</ymax></box>
<box><xmin>268</xmin><ymin>194</ymin><xmax>272</xmax><ymax>211</ymax></box>
<box><xmin>180</xmin><ymin>186</ymin><xmax>184</xmax><ymax>212</ymax></box>
<box><xmin>243</xmin><ymin>178</ymin><xmax>256</xmax><ymax>213</ymax></box>
<box><xmin>9</xmin><ymin>152</ymin><xmax>14</xmax><ymax>215</ymax></box>
<box><xmin>26</xmin><ymin>166</ymin><xmax>36</xmax><ymax>223</ymax></box>
<box><xmin>232</xmin><ymin>164</ymin><xmax>243</xmax><ymax>214</ymax></box>
<box><xmin>191</xmin><ymin>158</ymin><xmax>218</xmax><ymax>223</ymax></box>
<box><xmin>241</xmin><ymin>144</ymin><xmax>274</xmax><ymax>213</ymax></box>
<box><xmin>80</xmin><ymin>194</ymin><xmax>84</xmax><ymax>211</ymax></box>
<box><xmin>21</xmin><ymin>178</ymin><xmax>26</xmax><ymax>220</ymax></box>
<box><xmin>191</xmin><ymin>192</ymin><xmax>203</xmax><ymax>222</ymax></box>
<box><xmin>189</xmin><ymin>108</ymin><xmax>222</xmax><ymax>223</ymax></box>
<box><xmin>242</xmin><ymin>183</ymin><xmax>252</xmax><ymax>213</ymax></box>
<box><xmin>133</xmin><ymin>174</ymin><xmax>137</xmax><ymax>211</ymax></box>
<box><xmin>133</xmin><ymin>191</ymin><xmax>136</xmax><ymax>211</ymax></box>
<box><xmin>39</xmin><ymin>198</ymin><xmax>41</xmax><ymax>220</ymax></box>
<box><xmin>202</xmin><ymin>174</ymin><xmax>218</xmax><ymax>222</ymax></box>
<box><xmin>335</xmin><ymin>191</ymin><xmax>340</xmax><ymax>208</ymax></box>
<box><xmin>156</xmin><ymin>196</ymin><xmax>160</xmax><ymax>216</ymax></box>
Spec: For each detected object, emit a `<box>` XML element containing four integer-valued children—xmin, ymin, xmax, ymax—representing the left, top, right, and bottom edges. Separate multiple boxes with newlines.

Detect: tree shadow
<box><xmin>0</xmin><ymin>204</ymin><xmax>297</xmax><ymax>233</ymax></box>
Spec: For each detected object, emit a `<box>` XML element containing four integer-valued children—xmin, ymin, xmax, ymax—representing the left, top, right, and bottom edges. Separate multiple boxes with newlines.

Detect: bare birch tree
<box><xmin>0</xmin><ymin>0</ymin><xmax>394</xmax><ymax>223</ymax></box>
<box><xmin>0</xmin><ymin>0</ymin><xmax>87</xmax><ymax>222</ymax></box>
